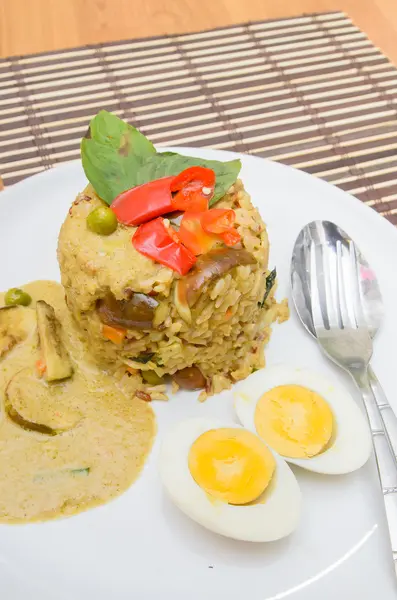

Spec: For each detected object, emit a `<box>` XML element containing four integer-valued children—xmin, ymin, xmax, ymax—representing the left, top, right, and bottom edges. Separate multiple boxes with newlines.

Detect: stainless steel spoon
<box><xmin>291</xmin><ymin>220</ymin><xmax>397</xmax><ymax>572</ymax></box>
<box><xmin>291</xmin><ymin>220</ymin><xmax>397</xmax><ymax>456</ymax></box>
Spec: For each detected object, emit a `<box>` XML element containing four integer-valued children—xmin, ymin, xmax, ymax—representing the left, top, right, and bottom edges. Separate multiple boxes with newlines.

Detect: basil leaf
<box><xmin>88</xmin><ymin>110</ymin><xmax>155</xmax><ymax>156</ymax></box>
<box><xmin>81</xmin><ymin>111</ymin><xmax>241</xmax><ymax>205</ymax></box>
<box><xmin>81</xmin><ymin>111</ymin><xmax>155</xmax><ymax>205</ymax></box>
<box><xmin>81</xmin><ymin>138</ymin><xmax>142</xmax><ymax>205</ymax></box>
<box><xmin>259</xmin><ymin>268</ymin><xmax>277</xmax><ymax>308</ymax></box>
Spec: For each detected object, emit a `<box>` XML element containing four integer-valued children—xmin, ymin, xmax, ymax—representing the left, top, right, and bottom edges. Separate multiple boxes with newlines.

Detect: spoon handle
<box><xmin>369</xmin><ymin>365</ymin><xmax>397</xmax><ymax>459</ymax></box>
<box><xmin>352</xmin><ymin>368</ymin><xmax>397</xmax><ymax>569</ymax></box>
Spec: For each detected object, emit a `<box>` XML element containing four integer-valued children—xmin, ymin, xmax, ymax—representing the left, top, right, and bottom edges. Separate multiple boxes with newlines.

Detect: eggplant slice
<box><xmin>5</xmin><ymin>368</ymin><xmax>81</xmax><ymax>435</ymax></box>
<box><xmin>174</xmin><ymin>248</ymin><xmax>256</xmax><ymax>322</ymax></box>
<box><xmin>36</xmin><ymin>300</ymin><xmax>73</xmax><ymax>381</ymax></box>
<box><xmin>5</xmin><ymin>398</ymin><xmax>58</xmax><ymax>436</ymax></box>
<box><xmin>97</xmin><ymin>292</ymin><xmax>159</xmax><ymax>330</ymax></box>
<box><xmin>173</xmin><ymin>366</ymin><xmax>207</xmax><ymax>390</ymax></box>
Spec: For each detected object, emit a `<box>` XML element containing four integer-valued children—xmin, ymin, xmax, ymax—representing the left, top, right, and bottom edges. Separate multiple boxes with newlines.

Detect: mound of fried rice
<box><xmin>58</xmin><ymin>180</ymin><xmax>288</xmax><ymax>401</ymax></box>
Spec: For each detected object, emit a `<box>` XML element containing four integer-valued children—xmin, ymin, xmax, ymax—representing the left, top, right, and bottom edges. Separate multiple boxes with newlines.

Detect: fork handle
<box><xmin>369</xmin><ymin>365</ymin><xmax>397</xmax><ymax>459</ymax></box>
<box><xmin>352</xmin><ymin>368</ymin><xmax>397</xmax><ymax>567</ymax></box>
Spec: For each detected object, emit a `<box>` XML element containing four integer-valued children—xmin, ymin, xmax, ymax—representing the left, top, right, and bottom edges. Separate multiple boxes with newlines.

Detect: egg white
<box><xmin>158</xmin><ymin>418</ymin><xmax>301</xmax><ymax>542</ymax></box>
<box><xmin>234</xmin><ymin>366</ymin><xmax>372</xmax><ymax>475</ymax></box>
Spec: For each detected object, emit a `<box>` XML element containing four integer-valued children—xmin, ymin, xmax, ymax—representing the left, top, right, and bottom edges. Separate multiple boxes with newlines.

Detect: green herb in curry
<box><xmin>131</xmin><ymin>352</ymin><xmax>155</xmax><ymax>364</ymax></box>
<box><xmin>259</xmin><ymin>268</ymin><xmax>277</xmax><ymax>308</ymax></box>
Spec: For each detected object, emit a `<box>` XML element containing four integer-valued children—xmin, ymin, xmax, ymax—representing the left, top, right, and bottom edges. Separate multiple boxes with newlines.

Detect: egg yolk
<box><xmin>254</xmin><ymin>385</ymin><xmax>333</xmax><ymax>459</ymax></box>
<box><xmin>188</xmin><ymin>428</ymin><xmax>276</xmax><ymax>505</ymax></box>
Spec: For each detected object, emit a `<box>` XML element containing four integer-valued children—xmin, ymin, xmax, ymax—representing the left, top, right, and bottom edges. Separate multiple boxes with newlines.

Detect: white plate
<box><xmin>1</xmin><ymin>149</ymin><xmax>397</xmax><ymax>600</ymax></box>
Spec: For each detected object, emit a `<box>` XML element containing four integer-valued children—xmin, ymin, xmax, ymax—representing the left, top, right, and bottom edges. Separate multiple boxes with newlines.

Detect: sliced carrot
<box><xmin>102</xmin><ymin>324</ymin><xmax>126</xmax><ymax>345</ymax></box>
<box><xmin>35</xmin><ymin>358</ymin><xmax>47</xmax><ymax>377</ymax></box>
<box><xmin>225</xmin><ymin>308</ymin><xmax>233</xmax><ymax>320</ymax></box>
<box><xmin>126</xmin><ymin>366</ymin><xmax>138</xmax><ymax>375</ymax></box>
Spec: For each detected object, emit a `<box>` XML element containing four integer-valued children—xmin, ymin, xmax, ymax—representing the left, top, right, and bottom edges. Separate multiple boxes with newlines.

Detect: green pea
<box><xmin>141</xmin><ymin>370</ymin><xmax>164</xmax><ymax>386</ymax></box>
<box><xmin>86</xmin><ymin>206</ymin><xmax>118</xmax><ymax>235</ymax></box>
<box><xmin>4</xmin><ymin>288</ymin><xmax>32</xmax><ymax>307</ymax></box>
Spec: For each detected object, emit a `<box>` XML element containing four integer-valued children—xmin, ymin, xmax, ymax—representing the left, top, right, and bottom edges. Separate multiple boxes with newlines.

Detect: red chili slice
<box><xmin>171</xmin><ymin>166</ymin><xmax>215</xmax><ymax>212</ymax></box>
<box><xmin>178</xmin><ymin>212</ymin><xmax>219</xmax><ymax>256</ymax></box>
<box><xmin>111</xmin><ymin>176</ymin><xmax>175</xmax><ymax>226</ymax></box>
<box><xmin>201</xmin><ymin>209</ymin><xmax>236</xmax><ymax>235</ymax></box>
<box><xmin>132</xmin><ymin>217</ymin><xmax>196</xmax><ymax>275</ymax></box>
<box><xmin>220</xmin><ymin>229</ymin><xmax>241</xmax><ymax>246</ymax></box>
<box><xmin>170</xmin><ymin>166</ymin><xmax>215</xmax><ymax>192</ymax></box>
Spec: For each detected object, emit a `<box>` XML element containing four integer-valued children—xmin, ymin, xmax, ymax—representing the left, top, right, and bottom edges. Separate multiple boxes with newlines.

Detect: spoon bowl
<box><xmin>291</xmin><ymin>220</ymin><xmax>383</xmax><ymax>339</ymax></box>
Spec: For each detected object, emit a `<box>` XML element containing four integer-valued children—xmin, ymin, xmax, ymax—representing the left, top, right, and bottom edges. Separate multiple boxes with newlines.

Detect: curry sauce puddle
<box><xmin>0</xmin><ymin>280</ymin><xmax>155</xmax><ymax>524</ymax></box>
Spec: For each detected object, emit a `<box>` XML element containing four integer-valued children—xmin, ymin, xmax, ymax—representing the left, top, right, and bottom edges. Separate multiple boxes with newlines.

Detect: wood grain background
<box><xmin>0</xmin><ymin>0</ymin><xmax>396</xmax><ymax>64</ymax></box>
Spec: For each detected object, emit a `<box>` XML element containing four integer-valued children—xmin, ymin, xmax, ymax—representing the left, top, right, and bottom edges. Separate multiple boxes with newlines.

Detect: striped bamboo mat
<box><xmin>1</xmin><ymin>11</ymin><xmax>397</xmax><ymax>223</ymax></box>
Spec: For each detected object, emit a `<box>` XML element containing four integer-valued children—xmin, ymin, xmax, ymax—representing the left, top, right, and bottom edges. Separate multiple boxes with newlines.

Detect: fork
<box><xmin>308</xmin><ymin>222</ymin><xmax>397</xmax><ymax>572</ymax></box>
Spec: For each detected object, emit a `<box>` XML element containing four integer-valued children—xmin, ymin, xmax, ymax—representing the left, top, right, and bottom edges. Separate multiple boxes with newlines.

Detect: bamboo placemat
<box><xmin>1</xmin><ymin>11</ymin><xmax>397</xmax><ymax>223</ymax></box>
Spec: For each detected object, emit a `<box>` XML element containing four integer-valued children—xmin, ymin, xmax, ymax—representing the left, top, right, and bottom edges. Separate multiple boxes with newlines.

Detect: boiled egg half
<box><xmin>159</xmin><ymin>418</ymin><xmax>301</xmax><ymax>542</ymax></box>
<box><xmin>234</xmin><ymin>366</ymin><xmax>372</xmax><ymax>475</ymax></box>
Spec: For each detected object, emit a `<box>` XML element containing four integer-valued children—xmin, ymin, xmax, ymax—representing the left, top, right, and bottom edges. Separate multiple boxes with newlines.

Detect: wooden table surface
<box><xmin>0</xmin><ymin>0</ymin><xmax>396</xmax><ymax>64</ymax></box>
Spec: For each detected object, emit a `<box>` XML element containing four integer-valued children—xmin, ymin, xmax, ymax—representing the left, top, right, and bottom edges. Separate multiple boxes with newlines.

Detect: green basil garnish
<box><xmin>81</xmin><ymin>111</ymin><xmax>241</xmax><ymax>206</ymax></box>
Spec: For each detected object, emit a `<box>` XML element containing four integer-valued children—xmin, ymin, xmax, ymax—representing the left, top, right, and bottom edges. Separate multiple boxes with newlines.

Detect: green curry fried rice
<box><xmin>57</xmin><ymin>179</ymin><xmax>288</xmax><ymax>401</ymax></box>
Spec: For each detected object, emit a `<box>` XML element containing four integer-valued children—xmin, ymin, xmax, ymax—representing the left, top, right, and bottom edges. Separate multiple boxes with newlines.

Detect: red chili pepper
<box><xmin>132</xmin><ymin>218</ymin><xmax>196</xmax><ymax>275</ymax></box>
<box><xmin>201</xmin><ymin>209</ymin><xmax>236</xmax><ymax>235</ymax></box>
<box><xmin>178</xmin><ymin>212</ymin><xmax>219</xmax><ymax>256</ymax></box>
<box><xmin>201</xmin><ymin>208</ymin><xmax>241</xmax><ymax>246</ymax></box>
<box><xmin>111</xmin><ymin>176</ymin><xmax>175</xmax><ymax>226</ymax></box>
<box><xmin>171</xmin><ymin>166</ymin><xmax>215</xmax><ymax>192</ymax></box>
<box><xmin>220</xmin><ymin>229</ymin><xmax>241</xmax><ymax>246</ymax></box>
<box><xmin>171</xmin><ymin>166</ymin><xmax>215</xmax><ymax>212</ymax></box>
<box><xmin>173</xmin><ymin>190</ymin><xmax>209</xmax><ymax>213</ymax></box>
